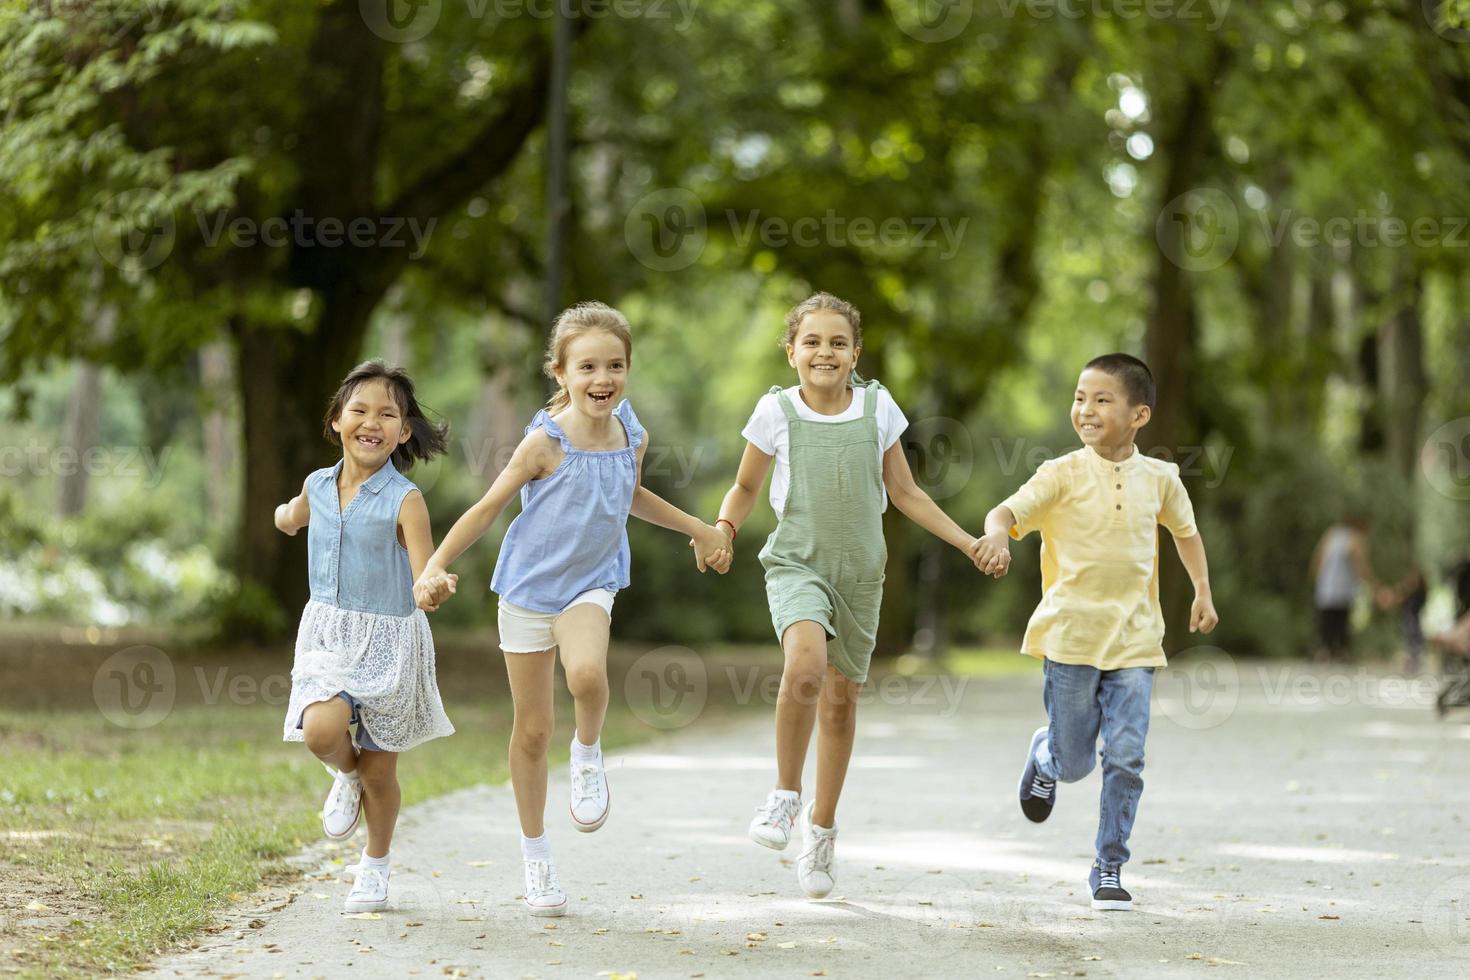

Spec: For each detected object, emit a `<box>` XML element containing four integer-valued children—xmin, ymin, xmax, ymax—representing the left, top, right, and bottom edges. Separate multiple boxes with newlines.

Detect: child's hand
<box><xmin>1189</xmin><ymin>592</ymin><xmax>1219</xmax><ymax>633</ymax></box>
<box><xmin>414</xmin><ymin>571</ymin><xmax>457</xmax><ymax>611</ymax></box>
<box><xmin>689</xmin><ymin>523</ymin><xmax>732</xmax><ymax>575</ymax></box>
<box><xmin>274</xmin><ymin>504</ymin><xmax>298</xmax><ymax>536</ymax></box>
<box><xmin>971</xmin><ymin>531</ymin><xmax>1011</xmax><ymax>577</ymax></box>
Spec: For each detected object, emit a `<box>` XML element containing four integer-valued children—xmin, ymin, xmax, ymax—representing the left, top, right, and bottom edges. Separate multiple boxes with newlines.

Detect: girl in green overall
<box><xmin>711</xmin><ymin>292</ymin><xmax>984</xmax><ymax>898</ymax></box>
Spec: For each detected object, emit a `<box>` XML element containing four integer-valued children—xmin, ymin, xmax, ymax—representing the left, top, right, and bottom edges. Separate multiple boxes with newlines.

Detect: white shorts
<box><xmin>496</xmin><ymin>589</ymin><xmax>616</xmax><ymax>654</ymax></box>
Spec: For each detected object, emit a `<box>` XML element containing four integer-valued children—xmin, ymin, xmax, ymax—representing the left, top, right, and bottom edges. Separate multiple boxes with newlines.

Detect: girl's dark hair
<box><xmin>322</xmin><ymin>359</ymin><xmax>449</xmax><ymax>471</ymax></box>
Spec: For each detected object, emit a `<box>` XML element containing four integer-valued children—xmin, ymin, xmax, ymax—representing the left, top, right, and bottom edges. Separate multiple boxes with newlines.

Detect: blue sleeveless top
<box><xmin>490</xmin><ymin>400</ymin><xmax>644</xmax><ymax>613</ymax></box>
<box><xmin>306</xmin><ymin>458</ymin><xmax>418</xmax><ymax>617</ymax></box>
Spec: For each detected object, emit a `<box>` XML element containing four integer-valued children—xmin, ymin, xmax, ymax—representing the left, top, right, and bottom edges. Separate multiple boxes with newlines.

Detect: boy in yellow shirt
<box><xmin>973</xmin><ymin>353</ymin><xmax>1218</xmax><ymax>911</ymax></box>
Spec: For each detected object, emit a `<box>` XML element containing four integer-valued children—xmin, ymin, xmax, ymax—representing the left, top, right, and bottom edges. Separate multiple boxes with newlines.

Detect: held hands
<box><xmin>413</xmin><ymin>568</ymin><xmax>458</xmax><ymax>612</ymax></box>
<box><xmin>688</xmin><ymin>522</ymin><xmax>733</xmax><ymax>575</ymax></box>
<box><xmin>1189</xmin><ymin>591</ymin><xmax>1219</xmax><ymax>633</ymax></box>
<box><xmin>274</xmin><ymin>503</ymin><xmax>300</xmax><ymax>536</ymax></box>
<box><xmin>969</xmin><ymin>531</ymin><xmax>1012</xmax><ymax>578</ymax></box>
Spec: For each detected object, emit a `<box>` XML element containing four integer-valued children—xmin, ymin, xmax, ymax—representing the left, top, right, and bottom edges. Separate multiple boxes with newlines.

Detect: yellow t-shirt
<box><xmin>1002</xmin><ymin>444</ymin><xmax>1198</xmax><ymax>670</ymax></box>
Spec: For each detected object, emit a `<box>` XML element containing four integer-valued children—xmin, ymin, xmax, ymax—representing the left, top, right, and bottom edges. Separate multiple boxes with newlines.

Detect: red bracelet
<box><xmin>716</xmin><ymin>518</ymin><xmax>737</xmax><ymax>541</ymax></box>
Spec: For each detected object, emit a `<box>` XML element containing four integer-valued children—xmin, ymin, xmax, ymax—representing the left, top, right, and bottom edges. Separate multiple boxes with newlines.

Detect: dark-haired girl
<box><xmin>274</xmin><ymin>359</ymin><xmax>455</xmax><ymax>913</ymax></box>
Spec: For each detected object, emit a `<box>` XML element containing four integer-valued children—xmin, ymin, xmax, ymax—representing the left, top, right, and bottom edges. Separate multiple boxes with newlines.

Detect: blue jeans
<box><xmin>1032</xmin><ymin>660</ymin><xmax>1155</xmax><ymax>872</ymax></box>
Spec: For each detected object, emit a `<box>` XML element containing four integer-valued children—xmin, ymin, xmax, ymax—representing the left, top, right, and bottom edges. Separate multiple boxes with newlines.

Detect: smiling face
<box><xmin>331</xmin><ymin>378</ymin><xmax>411</xmax><ymax>468</ymax></box>
<box><xmin>554</xmin><ymin>329</ymin><xmax>629</xmax><ymax>418</ymax></box>
<box><xmin>1072</xmin><ymin>367</ymin><xmax>1149</xmax><ymax>449</ymax></box>
<box><xmin>786</xmin><ymin>310</ymin><xmax>860</xmax><ymax>392</ymax></box>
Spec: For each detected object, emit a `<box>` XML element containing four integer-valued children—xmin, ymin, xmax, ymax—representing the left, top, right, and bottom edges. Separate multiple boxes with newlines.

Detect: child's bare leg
<box><xmin>356</xmin><ymin>750</ymin><xmax>399</xmax><ymax>858</ymax></box>
<box><xmin>301</xmin><ymin>699</ymin><xmax>358</xmax><ymax>773</ymax></box>
<box><xmin>505</xmin><ymin>649</ymin><xmax>557</xmax><ymax>837</ymax></box>
<box><xmin>812</xmin><ymin>665</ymin><xmax>861</xmax><ymax>828</ymax></box>
<box><xmin>554</xmin><ymin>605</ymin><xmax>611</xmax><ymax>744</ymax></box>
<box><xmin>775</xmin><ymin>621</ymin><xmax>828</xmax><ymax>794</ymax></box>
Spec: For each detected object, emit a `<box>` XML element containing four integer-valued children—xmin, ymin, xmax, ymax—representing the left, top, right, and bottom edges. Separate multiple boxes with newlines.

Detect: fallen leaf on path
<box><xmin>593</xmin><ymin>928</ymin><xmax>609</xmax><ymax>934</ymax></box>
<box><xmin>406</xmin><ymin>922</ymin><xmax>424</xmax><ymax>927</ymax></box>
<box><xmin>24</xmin><ymin>901</ymin><xmax>50</xmax><ymax>912</ymax></box>
<box><xmin>345</xmin><ymin>913</ymin><xmax>381</xmax><ymax>920</ymax></box>
<box><xmin>468</xmin><ymin>861</ymin><xmax>492</xmax><ymax>867</ymax></box>
<box><xmin>1082</xmin><ymin>956</ymin><xmax>1101</xmax><ymax>961</ymax></box>
<box><xmin>719</xmin><ymin>949</ymin><xmax>739</xmax><ymax>956</ymax></box>
<box><xmin>746</xmin><ymin>932</ymin><xmax>767</xmax><ymax>941</ymax></box>
<box><xmin>248</xmin><ymin>919</ymin><xmax>266</xmax><ymax>929</ymax></box>
<box><xmin>778</xmin><ymin>941</ymin><xmax>797</xmax><ymax>949</ymax></box>
<box><xmin>1318</xmin><ymin>915</ymin><xmax>1340</xmax><ymax>921</ymax></box>
<box><xmin>543</xmin><ymin>923</ymin><xmax>558</xmax><ymax>930</ymax></box>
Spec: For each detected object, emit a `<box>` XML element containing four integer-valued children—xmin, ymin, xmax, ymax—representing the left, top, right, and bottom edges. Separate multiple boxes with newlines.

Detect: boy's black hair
<box><xmin>1083</xmin><ymin>353</ymin><xmax>1156</xmax><ymax>410</ymax></box>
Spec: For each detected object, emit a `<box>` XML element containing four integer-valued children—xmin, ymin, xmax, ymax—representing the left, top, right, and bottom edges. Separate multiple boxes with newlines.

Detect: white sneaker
<box><xmin>569</xmin><ymin>749</ymin><xmax>610</xmax><ymax>833</ymax></box>
<box><xmin>343</xmin><ymin>859</ymin><xmax>389</xmax><ymax>913</ymax></box>
<box><xmin>321</xmin><ymin>763</ymin><xmax>363</xmax><ymax>840</ymax></box>
<box><xmin>748</xmin><ymin>790</ymin><xmax>802</xmax><ymax>850</ymax></box>
<box><xmin>522</xmin><ymin>858</ymin><xmax>567</xmax><ymax>917</ymax></box>
<box><xmin>796</xmin><ymin>800</ymin><xmax>836</xmax><ymax>899</ymax></box>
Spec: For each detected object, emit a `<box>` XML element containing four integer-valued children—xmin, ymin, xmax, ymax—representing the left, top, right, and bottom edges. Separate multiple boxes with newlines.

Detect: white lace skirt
<box><xmin>282</xmin><ymin>599</ymin><xmax>455</xmax><ymax>753</ymax></box>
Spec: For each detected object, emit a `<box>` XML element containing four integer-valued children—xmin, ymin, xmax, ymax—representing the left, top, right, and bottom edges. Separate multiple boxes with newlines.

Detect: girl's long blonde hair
<box><xmin>543</xmin><ymin>301</ymin><xmax>634</xmax><ymax>414</ymax></box>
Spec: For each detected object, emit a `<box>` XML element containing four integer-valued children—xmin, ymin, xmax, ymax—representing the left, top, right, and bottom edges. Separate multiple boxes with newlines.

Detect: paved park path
<box><xmin>151</xmin><ymin>660</ymin><xmax>1470</xmax><ymax>979</ymax></box>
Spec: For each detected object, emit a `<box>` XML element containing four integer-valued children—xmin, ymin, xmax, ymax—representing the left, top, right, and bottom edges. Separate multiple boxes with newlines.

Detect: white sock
<box><xmin>571</xmin><ymin>732</ymin><xmax>601</xmax><ymax>763</ymax></box>
<box><xmin>521</xmin><ymin>833</ymin><xmax>552</xmax><ymax>863</ymax></box>
<box><xmin>773</xmin><ymin>788</ymin><xmax>799</xmax><ymax>801</ymax></box>
<box><xmin>360</xmin><ymin>848</ymin><xmax>389</xmax><ymax>867</ymax></box>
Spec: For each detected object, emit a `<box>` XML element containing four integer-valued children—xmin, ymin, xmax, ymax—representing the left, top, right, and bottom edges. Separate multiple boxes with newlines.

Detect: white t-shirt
<box><xmin>741</xmin><ymin>385</ymin><xmax>908</xmax><ymax>516</ymax></box>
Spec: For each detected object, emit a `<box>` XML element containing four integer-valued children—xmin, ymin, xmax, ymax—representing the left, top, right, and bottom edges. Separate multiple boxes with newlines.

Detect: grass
<box><xmin>0</xmin><ymin>639</ymin><xmax>753</xmax><ymax>978</ymax></box>
<box><xmin>937</xmin><ymin>646</ymin><xmax>1038</xmax><ymax>678</ymax></box>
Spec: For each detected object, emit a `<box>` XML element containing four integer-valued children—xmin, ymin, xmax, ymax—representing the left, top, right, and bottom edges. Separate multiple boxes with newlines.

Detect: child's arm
<box><xmin>413</xmin><ymin>429</ymin><xmax>558</xmax><ymax>607</ymax></box>
<box><xmin>882</xmin><ymin>441</ymin><xmax>979</xmax><ymax>556</ymax></box>
<box><xmin>973</xmin><ymin>505</ymin><xmax>1017</xmax><ymax>577</ymax></box>
<box><xmin>1172</xmin><ymin>531</ymin><xmax>1219</xmax><ymax>633</ymax></box>
<box><xmin>713</xmin><ymin>442</ymin><xmax>775</xmax><ymax>559</ymax></box>
<box><xmin>397</xmin><ymin>490</ymin><xmax>450</xmax><ymax>611</ymax></box>
<box><xmin>627</xmin><ymin>437</ymin><xmax>731</xmax><ymax>573</ymax></box>
<box><xmin>274</xmin><ymin>477</ymin><xmax>311</xmax><ymax>536</ymax></box>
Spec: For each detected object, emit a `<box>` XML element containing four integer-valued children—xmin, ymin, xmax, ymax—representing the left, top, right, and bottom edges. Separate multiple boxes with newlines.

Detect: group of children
<box><xmin>276</xmin><ymin>292</ymin><xmax>1217</xmax><ymax>918</ymax></box>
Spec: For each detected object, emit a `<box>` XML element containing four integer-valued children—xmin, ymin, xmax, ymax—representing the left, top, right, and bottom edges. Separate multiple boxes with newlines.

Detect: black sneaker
<box><xmin>1018</xmin><ymin>726</ymin><xmax>1056</xmax><ymax>823</ymax></box>
<box><xmin>1089</xmin><ymin>864</ymin><xmax>1132</xmax><ymax>911</ymax></box>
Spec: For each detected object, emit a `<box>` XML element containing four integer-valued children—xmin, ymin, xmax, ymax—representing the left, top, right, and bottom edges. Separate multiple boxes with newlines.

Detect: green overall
<box><xmin>757</xmin><ymin>380</ymin><xmax>888</xmax><ymax>683</ymax></box>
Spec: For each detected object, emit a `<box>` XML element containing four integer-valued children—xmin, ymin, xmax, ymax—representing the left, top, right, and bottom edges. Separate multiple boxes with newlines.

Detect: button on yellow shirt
<box><xmin>1002</xmin><ymin>444</ymin><xmax>1198</xmax><ymax>670</ymax></box>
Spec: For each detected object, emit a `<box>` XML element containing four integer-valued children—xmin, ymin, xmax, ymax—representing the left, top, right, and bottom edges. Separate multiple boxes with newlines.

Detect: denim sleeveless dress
<box><xmin>490</xmin><ymin>400</ymin><xmax>644</xmax><ymax>613</ymax></box>
<box><xmin>282</xmin><ymin>458</ymin><xmax>454</xmax><ymax>752</ymax></box>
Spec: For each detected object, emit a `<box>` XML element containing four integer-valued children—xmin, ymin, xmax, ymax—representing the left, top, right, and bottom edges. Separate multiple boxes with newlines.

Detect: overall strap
<box><xmin>772</xmin><ymin>385</ymin><xmax>800</xmax><ymax>422</ymax></box>
<box><xmin>861</xmin><ymin>380</ymin><xmax>882</xmax><ymax>419</ymax></box>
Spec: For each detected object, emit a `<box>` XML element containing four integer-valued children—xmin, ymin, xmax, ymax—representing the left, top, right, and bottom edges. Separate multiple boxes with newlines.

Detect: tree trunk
<box><xmin>199</xmin><ymin>340</ymin><xmax>236</xmax><ymax>529</ymax></box>
<box><xmin>1143</xmin><ymin>45</ymin><xmax>1225</xmax><ymax>653</ymax></box>
<box><xmin>1380</xmin><ymin>277</ymin><xmax>1427</xmax><ymax>486</ymax></box>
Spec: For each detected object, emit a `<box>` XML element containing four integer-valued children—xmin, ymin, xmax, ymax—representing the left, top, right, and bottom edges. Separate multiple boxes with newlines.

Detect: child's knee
<box><xmin>1100</xmin><ymin>747</ymin><xmax>1145</xmax><ymax>777</ymax></box>
<box><xmin>564</xmin><ymin>662</ymin><xmax>607</xmax><ymax>697</ymax></box>
<box><xmin>1055</xmin><ymin>755</ymin><xmax>1096</xmax><ymax>783</ymax></box>
<box><xmin>301</xmin><ymin>717</ymin><xmax>346</xmax><ymax>757</ymax></box>
<box><xmin>358</xmin><ymin>763</ymin><xmax>398</xmax><ymax>796</ymax></box>
<box><xmin>512</xmin><ymin>717</ymin><xmax>552</xmax><ymax>756</ymax></box>
<box><xmin>818</xmin><ymin>694</ymin><xmax>857</xmax><ymax>728</ymax></box>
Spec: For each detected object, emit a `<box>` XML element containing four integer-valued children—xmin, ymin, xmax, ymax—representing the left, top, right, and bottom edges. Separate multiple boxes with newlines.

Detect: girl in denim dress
<box><xmin>276</xmin><ymin>361</ymin><xmax>455</xmax><ymax>913</ymax></box>
<box><xmin>414</xmin><ymin>302</ymin><xmax>730</xmax><ymax>917</ymax></box>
